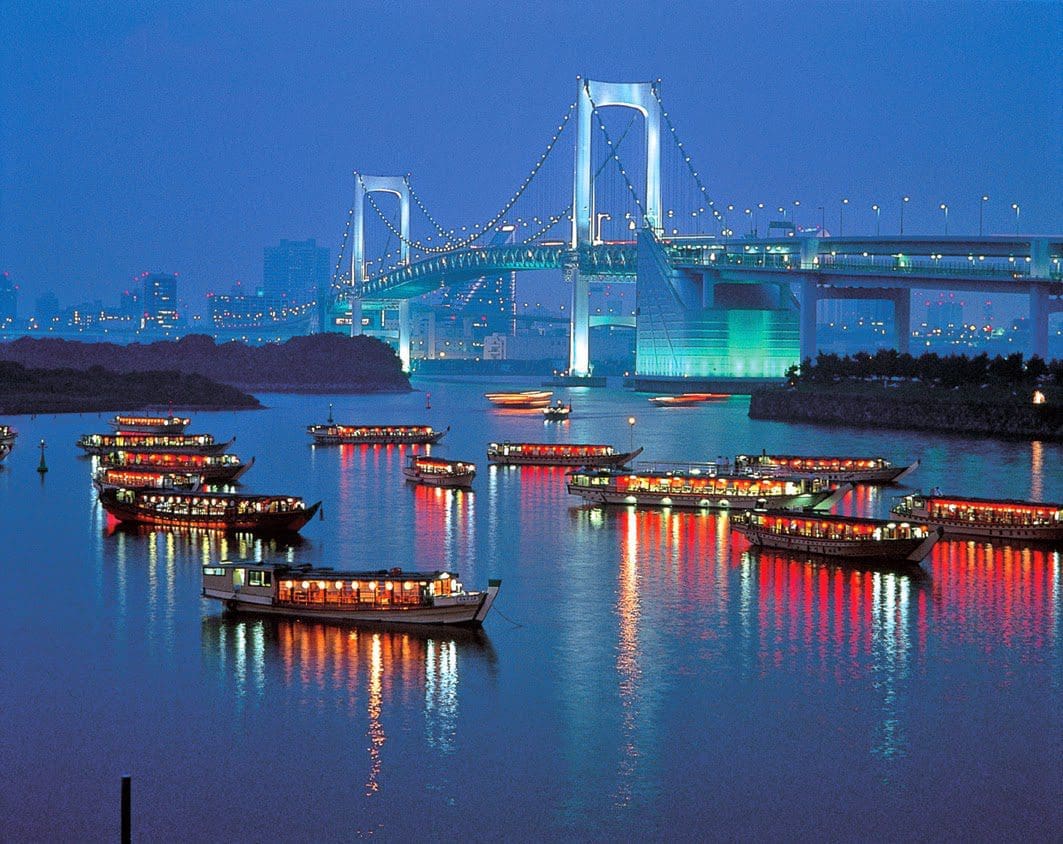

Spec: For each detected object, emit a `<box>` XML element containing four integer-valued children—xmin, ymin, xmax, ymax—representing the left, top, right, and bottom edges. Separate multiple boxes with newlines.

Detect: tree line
<box><xmin>790</xmin><ymin>350</ymin><xmax>1062</xmax><ymax>386</ymax></box>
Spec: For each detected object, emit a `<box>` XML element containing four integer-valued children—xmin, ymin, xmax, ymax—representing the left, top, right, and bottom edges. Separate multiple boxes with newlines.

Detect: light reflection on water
<box><xmin>0</xmin><ymin>387</ymin><xmax>1059</xmax><ymax>840</ymax></box>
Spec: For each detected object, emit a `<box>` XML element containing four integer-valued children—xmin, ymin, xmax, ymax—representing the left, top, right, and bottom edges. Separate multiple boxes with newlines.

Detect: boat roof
<box><xmin>490</xmin><ymin>441</ymin><xmax>614</xmax><ymax>448</ymax></box>
<box><xmin>212</xmin><ymin>561</ymin><xmax>459</xmax><ymax>579</ymax></box>
<box><xmin>910</xmin><ymin>493</ymin><xmax>1062</xmax><ymax>509</ymax></box>
<box><xmin>110</xmin><ymin>488</ymin><xmax>305</xmax><ymax>502</ymax></box>
<box><xmin>738</xmin><ymin>453</ymin><xmax>887</xmax><ymax>461</ymax></box>
<box><xmin>570</xmin><ymin>465</ymin><xmax>789</xmax><ymax>480</ymax></box>
<box><xmin>746</xmin><ymin>510</ymin><xmax>916</xmax><ymax>527</ymax></box>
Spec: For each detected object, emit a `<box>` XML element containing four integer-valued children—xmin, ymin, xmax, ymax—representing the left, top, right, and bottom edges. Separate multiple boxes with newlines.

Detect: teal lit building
<box><xmin>634</xmin><ymin>231</ymin><xmax>799</xmax><ymax>379</ymax></box>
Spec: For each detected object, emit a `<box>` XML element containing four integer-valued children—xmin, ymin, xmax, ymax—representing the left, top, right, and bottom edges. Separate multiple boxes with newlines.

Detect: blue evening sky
<box><xmin>2</xmin><ymin>1</ymin><xmax>1060</xmax><ymax>313</ymax></box>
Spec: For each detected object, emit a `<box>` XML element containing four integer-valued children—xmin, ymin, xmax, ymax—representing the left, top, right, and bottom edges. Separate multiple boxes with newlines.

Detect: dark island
<box><xmin>0</xmin><ymin>362</ymin><xmax>261</xmax><ymax>415</ymax></box>
<box><xmin>0</xmin><ymin>333</ymin><xmax>411</xmax><ymax>394</ymax></box>
<box><xmin>749</xmin><ymin>351</ymin><xmax>1063</xmax><ymax>441</ymax></box>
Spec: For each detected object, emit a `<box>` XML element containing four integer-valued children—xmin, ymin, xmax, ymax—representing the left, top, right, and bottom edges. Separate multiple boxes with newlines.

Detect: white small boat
<box><xmin>403</xmin><ymin>456</ymin><xmax>476</xmax><ymax>488</ymax></box>
<box><xmin>203</xmin><ymin>562</ymin><xmax>500</xmax><ymax>627</ymax></box>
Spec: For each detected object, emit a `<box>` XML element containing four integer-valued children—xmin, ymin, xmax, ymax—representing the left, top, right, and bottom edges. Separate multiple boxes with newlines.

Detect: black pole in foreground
<box><xmin>121</xmin><ymin>775</ymin><xmax>131</xmax><ymax>844</ymax></box>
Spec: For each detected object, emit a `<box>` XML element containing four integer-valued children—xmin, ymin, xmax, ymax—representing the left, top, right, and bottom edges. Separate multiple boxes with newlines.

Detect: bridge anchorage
<box><xmin>334</xmin><ymin>78</ymin><xmax>1062</xmax><ymax>379</ymax></box>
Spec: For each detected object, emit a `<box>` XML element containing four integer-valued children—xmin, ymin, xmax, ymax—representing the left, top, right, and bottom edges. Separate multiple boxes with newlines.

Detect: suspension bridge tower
<box><xmin>350</xmin><ymin>173</ymin><xmax>413</xmax><ymax>371</ymax></box>
<box><xmin>569</xmin><ymin>78</ymin><xmax>663</xmax><ymax>377</ymax></box>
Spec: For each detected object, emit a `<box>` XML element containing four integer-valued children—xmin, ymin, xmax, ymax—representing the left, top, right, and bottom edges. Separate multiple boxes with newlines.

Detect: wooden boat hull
<box><xmin>403</xmin><ymin>467</ymin><xmax>475</xmax><ymax>488</ymax></box>
<box><xmin>734</xmin><ymin>524</ymin><xmax>941</xmax><ymax>561</ymax></box>
<box><xmin>489</xmin><ymin>446</ymin><xmax>643</xmax><ymax>467</ymax></box>
<box><xmin>567</xmin><ymin>484</ymin><xmax>837</xmax><ymax>511</ymax></box>
<box><xmin>203</xmin><ymin>584</ymin><xmax>499</xmax><ymax>627</ymax></box>
<box><xmin>100</xmin><ymin>495</ymin><xmax>320</xmax><ymax>534</ymax></box>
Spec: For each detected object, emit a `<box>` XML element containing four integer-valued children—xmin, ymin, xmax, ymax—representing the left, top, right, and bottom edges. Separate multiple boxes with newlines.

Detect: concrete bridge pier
<box><xmin>889</xmin><ymin>289</ymin><xmax>911</xmax><ymax>354</ymax></box>
<box><xmin>569</xmin><ymin>270</ymin><xmax>591</xmax><ymax>376</ymax></box>
<box><xmin>799</xmin><ymin>278</ymin><xmax>819</xmax><ymax>364</ymax></box>
<box><xmin>397</xmin><ymin>299</ymin><xmax>411</xmax><ymax>372</ymax></box>
<box><xmin>1029</xmin><ymin>286</ymin><xmax>1049</xmax><ymax>360</ymax></box>
<box><xmin>350</xmin><ymin>297</ymin><xmax>363</xmax><ymax>336</ymax></box>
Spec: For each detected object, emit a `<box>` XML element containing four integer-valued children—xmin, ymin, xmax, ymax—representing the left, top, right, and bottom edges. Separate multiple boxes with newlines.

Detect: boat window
<box><xmin>248</xmin><ymin>570</ymin><xmax>272</xmax><ymax>587</ymax></box>
<box><xmin>203</xmin><ymin>567</ymin><xmax>225</xmax><ymax>576</ymax></box>
<box><xmin>232</xmin><ymin>569</ymin><xmax>245</xmax><ymax>589</ymax></box>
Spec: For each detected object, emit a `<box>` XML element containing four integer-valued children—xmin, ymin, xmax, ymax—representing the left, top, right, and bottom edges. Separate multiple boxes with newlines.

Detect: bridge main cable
<box><xmin>359</xmin><ymin>101</ymin><xmax>578</xmax><ymax>258</ymax></box>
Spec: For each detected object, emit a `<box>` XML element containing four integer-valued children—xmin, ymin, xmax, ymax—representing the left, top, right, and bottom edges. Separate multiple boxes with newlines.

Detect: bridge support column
<box><xmin>569</xmin><ymin>271</ymin><xmax>591</xmax><ymax>376</ymax></box>
<box><xmin>350</xmin><ymin>297</ymin><xmax>363</xmax><ymax>336</ymax></box>
<box><xmin>799</xmin><ymin>278</ymin><xmax>818</xmax><ymax>364</ymax></box>
<box><xmin>397</xmin><ymin>300</ymin><xmax>411</xmax><ymax>372</ymax></box>
<box><xmin>891</xmin><ymin>289</ymin><xmax>911</xmax><ymax>354</ymax></box>
<box><xmin>1030</xmin><ymin>286</ymin><xmax>1049</xmax><ymax>360</ymax></box>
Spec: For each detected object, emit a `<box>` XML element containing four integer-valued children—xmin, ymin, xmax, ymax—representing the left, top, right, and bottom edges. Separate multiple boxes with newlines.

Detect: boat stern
<box><xmin>907</xmin><ymin>526</ymin><xmax>943</xmax><ymax>562</ymax></box>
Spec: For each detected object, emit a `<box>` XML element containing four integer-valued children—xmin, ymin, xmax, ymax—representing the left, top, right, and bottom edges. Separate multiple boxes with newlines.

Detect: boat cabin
<box><xmin>488</xmin><ymin>442</ymin><xmax>618</xmax><ymax>458</ymax></box>
<box><xmin>897</xmin><ymin>494</ymin><xmax>1063</xmax><ymax>526</ymax></box>
<box><xmin>203</xmin><ymin>562</ymin><xmax>463</xmax><ymax>609</ymax></box>
<box><xmin>736</xmin><ymin>454</ymin><xmax>892</xmax><ymax>473</ymax></box>
<box><xmin>741</xmin><ymin>511</ymin><xmax>930</xmax><ymax>541</ymax></box>
<box><xmin>569</xmin><ymin>468</ymin><xmax>824</xmax><ymax>497</ymax></box>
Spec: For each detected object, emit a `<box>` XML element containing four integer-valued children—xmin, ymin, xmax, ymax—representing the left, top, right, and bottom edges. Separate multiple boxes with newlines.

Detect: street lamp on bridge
<box><xmin>793</xmin><ymin>200</ymin><xmax>801</xmax><ymax>230</ymax></box>
<box><xmin>979</xmin><ymin>195</ymin><xmax>989</xmax><ymax>236</ymax></box>
<box><xmin>594</xmin><ymin>212</ymin><xmax>612</xmax><ymax>243</ymax></box>
<box><xmin>1011</xmin><ymin>203</ymin><xmax>1020</xmax><ymax>236</ymax></box>
<box><xmin>900</xmin><ymin>195</ymin><xmax>910</xmax><ymax>235</ymax></box>
<box><xmin>939</xmin><ymin>203</ymin><xmax>949</xmax><ymax>235</ymax></box>
<box><xmin>756</xmin><ymin>203</ymin><xmax>764</xmax><ymax>237</ymax></box>
<box><xmin>840</xmin><ymin>198</ymin><xmax>849</xmax><ymax>236</ymax></box>
<box><xmin>872</xmin><ymin>204</ymin><xmax>881</xmax><ymax>236</ymax></box>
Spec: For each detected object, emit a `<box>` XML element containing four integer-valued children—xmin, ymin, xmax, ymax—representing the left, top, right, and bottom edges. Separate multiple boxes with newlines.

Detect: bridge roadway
<box><xmin>352</xmin><ymin>233</ymin><xmax>1063</xmax><ymax>366</ymax></box>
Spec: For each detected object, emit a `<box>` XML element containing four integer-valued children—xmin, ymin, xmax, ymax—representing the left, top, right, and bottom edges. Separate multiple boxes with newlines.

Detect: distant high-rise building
<box><xmin>263</xmin><ymin>239</ymin><xmax>330</xmax><ymax>304</ymax></box>
<box><xmin>0</xmin><ymin>273</ymin><xmax>17</xmax><ymax>326</ymax></box>
<box><xmin>142</xmin><ymin>273</ymin><xmax>179</xmax><ymax>329</ymax></box>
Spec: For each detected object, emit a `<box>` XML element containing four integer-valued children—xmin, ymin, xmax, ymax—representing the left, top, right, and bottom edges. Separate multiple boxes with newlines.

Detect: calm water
<box><xmin>0</xmin><ymin>380</ymin><xmax>1059</xmax><ymax>841</ymax></box>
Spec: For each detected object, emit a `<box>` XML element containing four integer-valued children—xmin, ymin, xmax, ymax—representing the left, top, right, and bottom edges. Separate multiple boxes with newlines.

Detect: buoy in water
<box><xmin>37</xmin><ymin>439</ymin><xmax>48</xmax><ymax>474</ymax></box>
<box><xmin>425</xmin><ymin>392</ymin><xmax>431</xmax><ymax>410</ymax></box>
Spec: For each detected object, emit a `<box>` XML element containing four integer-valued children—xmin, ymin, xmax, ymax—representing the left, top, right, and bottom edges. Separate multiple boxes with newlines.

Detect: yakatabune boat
<box><xmin>734</xmin><ymin>452</ymin><xmax>918</xmax><ymax>484</ymax></box>
<box><xmin>98</xmin><ymin>451</ymin><xmax>253</xmax><ymax>482</ymax></box>
<box><xmin>306</xmin><ymin>424</ymin><xmax>447</xmax><ymax>446</ymax></box>
<box><xmin>99</xmin><ymin>487</ymin><xmax>320</xmax><ymax>533</ymax></box>
<box><xmin>487</xmin><ymin>442</ymin><xmax>643</xmax><ymax>467</ymax></box>
<box><xmin>891</xmin><ymin>493</ymin><xmax>1063</xmax><ymax>543</ymax></box>
<box><xmin>403</xmin><ymin>455</ymin><xmax>476</xmax><ymax>488</ymax></box>
<box><xmin>109</xmin><ymin>414</ymin><xmax>190</xmax><ymax>434</ymax></box>
<box><xmin>484</xmin><ymin>390</ymin><xmax>553</xmax><ymax>409</ymax></box>
<box><xmin>77</xmin><ymin>432</ymin><xmax>234</xmax><ymax>456</ymax></box>
<box><xmin>0</xmin><ymin>424</ymin><xmax>16</xmax><ymax>448</ymax></box>
<box><xmin>648</xmin><ymin>393</ymin><xmax>728</xmax><ymax>406</ymax></box>
<box><xmin>93</xmin><ymin>467</ymin><xmax>203</xmax><ymax>491</ymax></box>
<box><xmin>733</xmin><ymin>510</ymin><xmax>941</xmax><ymax>562</ymax></box>
<box><xmin>203</xmin><ymin>562</ymin><xmax>501</xmax><ymax>626</ymax></box>
<box><xmin>567</xmin><ymin>466</ymin><xmax>847</xmax><ymax>510</ymax></box>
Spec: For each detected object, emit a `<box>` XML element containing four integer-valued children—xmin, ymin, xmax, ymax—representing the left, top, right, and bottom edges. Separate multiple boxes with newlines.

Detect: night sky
<box><xmin>2</xmin><ymin>1</ymin><xmax>1060</xmax><ymax>312</ymax></box>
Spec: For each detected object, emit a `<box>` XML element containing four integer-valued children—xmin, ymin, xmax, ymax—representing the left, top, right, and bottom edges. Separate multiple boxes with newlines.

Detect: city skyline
<box><xmin>2</xmin><ymin>2</ymin><xmax>1061</xmax><ymax>306</ymax></box>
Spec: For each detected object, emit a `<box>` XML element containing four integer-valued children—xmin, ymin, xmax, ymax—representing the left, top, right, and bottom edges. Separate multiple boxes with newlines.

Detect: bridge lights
<box><xmin>939</xmin><ymin>203</ymin><xmax>949</xmax><ymax>235</ymax></box>
<box><xmin>980</xmin><ymin>195</ymin><xmax>989</xmax><ymax>236</ymax></box>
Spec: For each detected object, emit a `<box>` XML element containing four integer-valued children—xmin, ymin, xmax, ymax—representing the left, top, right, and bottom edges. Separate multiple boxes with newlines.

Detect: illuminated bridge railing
<box><xmin>669</xmin><ymin>249</ymin><xmax>1045</xmax><ymax>281</ymax></box>
<box><xmin>361</xmin><ymin>243</ymin><xmax>639</xmax><ymax>298</ymax></box>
